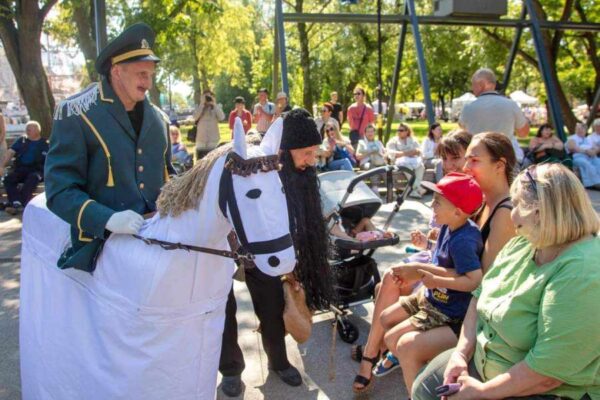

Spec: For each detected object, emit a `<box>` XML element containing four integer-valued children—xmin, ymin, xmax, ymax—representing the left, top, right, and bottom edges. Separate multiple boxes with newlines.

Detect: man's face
<box><xmin>258</xmin><ymin>92</ymin><xmax>268</xmax><ymax>102</ymax></box>
<box><xmin>235</xmin><ymin>102</ymin><xmax>244</xmax><ymax>111</ymax></box>
<box><xmin>289</xmin><ymin>145</ymin><xmax>319</xmax><ymax>171</ymax></box>
<box><xmin>111</xmin><ymin>61</ymin><xmax>156</xmax><ymax>104</ymax></box>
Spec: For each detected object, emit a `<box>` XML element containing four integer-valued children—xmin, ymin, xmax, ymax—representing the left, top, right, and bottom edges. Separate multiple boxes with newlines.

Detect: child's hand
<box><xmin>410</xmin><ymin>230</ymin><xmax>428</xmax><ymax>249</ymax></box>
<box><xmin>427</xmin><ymin>228</ymin><xmax>440</xmax><ymax>242</ymax></box>
<box><xmin>391</xmin><ymin>265</ymin><xmax>421</xmax><ymax>281</ymax></box>
<box><xmin>418</xmin><ymin>269</ymin><xmax>438</xmax><ymax>289</ymax></box>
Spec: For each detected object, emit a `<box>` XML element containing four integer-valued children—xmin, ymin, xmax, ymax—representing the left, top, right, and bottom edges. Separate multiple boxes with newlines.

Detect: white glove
<box><xmin>106</xmin><ymin>210</ymin><xmax>144</xmax><ymax>234</ymax></box>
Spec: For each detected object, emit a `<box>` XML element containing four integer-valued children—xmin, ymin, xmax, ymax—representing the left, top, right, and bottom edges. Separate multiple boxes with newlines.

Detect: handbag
<box><xmin>333</xmin><ymin>145</ymin><xmax>357</xmax><ymax>167</ymax></box>
<box><xmin>186</xmin><ymin>123</ymin><xmax>198</xmax><ymax>142</ymax></box>
<box><xmin>281</xmin><ymin>274</ymin><xmax>312</xmax><ymax>344</ymax></box>
<box><xmin>349</xmin><ymin>105</ymin><xmax>367</xmax><ymax>144</ymax></box>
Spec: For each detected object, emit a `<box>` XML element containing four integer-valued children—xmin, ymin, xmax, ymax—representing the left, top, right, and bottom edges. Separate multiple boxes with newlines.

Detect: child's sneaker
<box><xmin>372</xmin><ymin>352</ymin><xmax>400</xmax><ymax>377</ymax></box>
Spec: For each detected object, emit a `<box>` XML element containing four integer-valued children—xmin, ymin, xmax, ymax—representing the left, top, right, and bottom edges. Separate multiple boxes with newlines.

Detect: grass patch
<box><xmin>179</xmin><ymin>120</ymin><xmax>537</xmax><ymax>150</ymax></box>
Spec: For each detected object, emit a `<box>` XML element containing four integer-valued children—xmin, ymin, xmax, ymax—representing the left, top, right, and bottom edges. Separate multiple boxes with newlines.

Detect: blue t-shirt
<box><xmin>11</xmin><ymin>137</ymin><xmax>49</xmax><ymax>169</ymax></box>
<box><xmin>425</xmin><ymin>220</ymin><xmax>483</xmax><ymax>319</ymax></box>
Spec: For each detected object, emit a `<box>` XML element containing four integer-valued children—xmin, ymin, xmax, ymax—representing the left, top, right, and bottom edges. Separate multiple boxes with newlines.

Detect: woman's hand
<box><xmin>448</xmin><ymin>376</ymin><xmax>486</xmax><ymax>400</ymax></box>
<box><xmin>443</xmin><ymin>351</ymin><xmax>469</xmax><ymax>385</ymax></box>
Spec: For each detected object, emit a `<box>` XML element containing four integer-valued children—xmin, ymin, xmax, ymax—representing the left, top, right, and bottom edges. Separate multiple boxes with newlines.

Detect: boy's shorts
<box><xmin>399</xmin><ymin>287</ymin><xmax>463</xmax><ymax>336</ymax></box>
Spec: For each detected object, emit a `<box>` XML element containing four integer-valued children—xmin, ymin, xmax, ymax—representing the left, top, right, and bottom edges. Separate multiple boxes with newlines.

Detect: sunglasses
<box><xmin>353</xmin><ymin>92</ymin><xmax>362</xmax><ymax>96</ymax></box>
<box><xmin>321</xmin><ymin>108</ymin><xmax>330</xmax><ymax>112</ymax></box>
<box><xmin>525</xmin><ymin>166</ymin><xmax>538</xmax><ymax>193</ymax></box>
<box><xmin>325</xmin><ymin>127</ymin><xmax>335</xmax><ymax>132</ymax></box>
<box><xmin>397</xmin><ymin>129</ymin><xmax>407</xmax><ymax>133</ymax></box>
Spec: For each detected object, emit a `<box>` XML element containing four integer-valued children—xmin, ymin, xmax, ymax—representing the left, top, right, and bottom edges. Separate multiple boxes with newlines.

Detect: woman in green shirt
<box><xmin>412</xmin><ymin>163</ymin><xmax>600</xmax><ymax>400</ymax></box>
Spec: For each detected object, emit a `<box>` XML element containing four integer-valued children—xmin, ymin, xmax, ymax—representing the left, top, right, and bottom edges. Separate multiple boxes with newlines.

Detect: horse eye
<box><xmin>246</xmin><ymin>189</ymin><xmax>262</xmax><ymax>199</ymax></box>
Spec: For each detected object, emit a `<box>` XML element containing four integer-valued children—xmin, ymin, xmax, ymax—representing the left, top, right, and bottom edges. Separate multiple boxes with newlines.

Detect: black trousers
<box><xmin>4</xmin><ymin>169</ymin><xmax>41</xmax><ymax>205</ymax></box>
<box><xmin>219</xmin><ymin>266</ymin><xmax>289</xmax><ymax>377</ymax></box>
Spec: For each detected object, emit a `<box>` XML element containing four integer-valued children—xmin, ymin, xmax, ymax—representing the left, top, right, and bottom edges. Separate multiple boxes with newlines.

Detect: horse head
<box><xmin>218</xmin><ymin>117</ymin><xmax>296</xmax><ymax>276</ymax></box>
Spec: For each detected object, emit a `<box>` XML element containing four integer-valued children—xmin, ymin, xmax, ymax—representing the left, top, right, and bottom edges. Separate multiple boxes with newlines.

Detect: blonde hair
<box><xmin>26</xmin><ymin>120</ymin><xmax>41</xmax><ymax>133</ymax></box>
<box><xmin>169</xmin><ymin>125</ymin><xmax>180</xmax><ymax>136</ymax></box>
<box><xmin>325</xmin><ymin>122</ymin><xmax>345</xmax><ymax>142</ymax></box>
<box><xmin>511</xmin><ymin>163</ymin><xmax>600</xmax><ymax>248</ymax></box>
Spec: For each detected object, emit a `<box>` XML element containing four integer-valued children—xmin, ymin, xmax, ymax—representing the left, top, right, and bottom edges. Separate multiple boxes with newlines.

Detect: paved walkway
<box><xmin>1</xmin><ymin>190</ymin><xmax>599</xmax><ymax>400</ymax></box>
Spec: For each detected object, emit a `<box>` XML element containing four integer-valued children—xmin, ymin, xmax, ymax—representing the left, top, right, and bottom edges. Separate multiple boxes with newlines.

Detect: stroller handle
<box><xmin>339</xmin><ymin>165</ymin><xmax>416</xmax><ymax>206</ymax></box>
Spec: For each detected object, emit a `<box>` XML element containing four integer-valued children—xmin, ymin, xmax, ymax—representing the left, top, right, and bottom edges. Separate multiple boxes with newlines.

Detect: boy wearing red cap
<box><xmin>372</xmin><ymin>173</ymin><xmax>483</xmax><ymax>394</ymax></box>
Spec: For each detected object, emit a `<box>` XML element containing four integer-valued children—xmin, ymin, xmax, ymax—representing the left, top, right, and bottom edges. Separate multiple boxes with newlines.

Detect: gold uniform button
<box><xmin>138</xmin><ymin>165</ymin><xmax>144</xmax><ymax>172</ymax></box>
<box><xmin>137</xmin><ymin>148</ymin><xmax>143</xmax><ymax>155</ymax></box>
<box><xmin>139</xmin><ymin>183</ymin><xmax>145</xmax><ymax>190</ymax></box>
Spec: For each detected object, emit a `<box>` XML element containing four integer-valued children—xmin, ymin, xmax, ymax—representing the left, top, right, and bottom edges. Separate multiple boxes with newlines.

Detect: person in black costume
<box><xmin>219</xmin><ymin>108</ymin><xmax>334</xmax><ymax>397</ymax></box>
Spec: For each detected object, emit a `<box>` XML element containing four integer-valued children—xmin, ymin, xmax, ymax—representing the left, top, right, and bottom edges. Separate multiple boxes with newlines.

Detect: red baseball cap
<box><xmin>421</xmin><ymin>172</ymin><xmax>483</xmax><ymax>215</ymax></box>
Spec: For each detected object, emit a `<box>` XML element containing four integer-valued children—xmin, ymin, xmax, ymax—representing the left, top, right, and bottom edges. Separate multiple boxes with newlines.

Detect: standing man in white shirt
<box><xmin>459</xmin><ymin>68</ymin><xmax>530</xmax><ymax>162</ymax></box>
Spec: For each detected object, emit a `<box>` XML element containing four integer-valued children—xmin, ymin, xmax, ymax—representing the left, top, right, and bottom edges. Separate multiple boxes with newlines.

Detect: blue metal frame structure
<box><xmin>274</xmin><ymin>0</ymin><xmax>600</xmax><ymax>141</ymax></box>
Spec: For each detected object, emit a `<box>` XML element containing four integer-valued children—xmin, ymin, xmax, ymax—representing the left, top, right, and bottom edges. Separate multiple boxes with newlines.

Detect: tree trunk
<box><xmin>0</xmin><ymin>1</ymin><xmax>58</xmax><ymax>137</ymax></box>
<box><xmin>295</xmin><ymin>0</ymin><xmax>312</xmax><ymax>111</ymax></box>
<box><xmin>70</xmin><ymin>0</ymin><xmax>98</xmax><ymax>83</ymax></box>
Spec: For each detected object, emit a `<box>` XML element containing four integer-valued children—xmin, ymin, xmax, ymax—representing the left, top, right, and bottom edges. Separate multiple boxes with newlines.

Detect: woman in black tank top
<box><xmin>463</xmin><ymin>133</ymin><xmax>517</xmax><ymax>271</ymax></box>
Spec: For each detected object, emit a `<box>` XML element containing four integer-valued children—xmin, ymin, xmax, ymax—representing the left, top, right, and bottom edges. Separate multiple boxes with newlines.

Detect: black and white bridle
<box><xmin>134</xmin><ymin>152</ymin><xmax>293</xmax><ymax>265</ymax></box>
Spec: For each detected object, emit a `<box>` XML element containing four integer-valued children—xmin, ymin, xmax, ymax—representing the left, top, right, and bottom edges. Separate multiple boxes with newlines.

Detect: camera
<box><xmin>205</xmin><ymin>95</ymin><xmax>213</xmax><ymax>103</ymax></box>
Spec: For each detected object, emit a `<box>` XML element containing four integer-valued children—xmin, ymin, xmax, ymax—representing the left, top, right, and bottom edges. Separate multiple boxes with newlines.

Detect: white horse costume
<box><xmin>20</xmin><ymin>118</ymin><xmax>295</xmax><ymax>399</ymax></box>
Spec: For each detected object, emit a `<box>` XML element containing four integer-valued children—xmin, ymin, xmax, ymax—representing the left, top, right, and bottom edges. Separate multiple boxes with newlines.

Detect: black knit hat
<box><xmin>281</xmin><ymin>108</ymin><xmax>322</xmax><ymax>150</ymax></box>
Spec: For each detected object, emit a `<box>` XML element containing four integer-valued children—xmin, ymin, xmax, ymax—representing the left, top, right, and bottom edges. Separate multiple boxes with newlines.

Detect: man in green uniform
<box><xmin>45</xmin><ymin>22</ymin><xmax>174</xmax><ymax>272</ymax></box>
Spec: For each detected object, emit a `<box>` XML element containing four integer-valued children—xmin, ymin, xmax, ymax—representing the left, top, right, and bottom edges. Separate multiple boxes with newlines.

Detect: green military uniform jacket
<box><xmin>45</xmin><ymin>78</ymin><xmax>174</xmax><ymax>272</ymax></box>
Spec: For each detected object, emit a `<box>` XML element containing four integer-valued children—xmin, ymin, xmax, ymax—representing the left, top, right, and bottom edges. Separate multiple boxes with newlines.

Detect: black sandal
<box><xmin>352</xmin><ymin>351</ymin><xmax>380</xmax><ymax>394</ymax></box>
<box><xmin>350</xmin><ymin>344</ymin><xmax>363</xmax><ymax>363</ymax></box>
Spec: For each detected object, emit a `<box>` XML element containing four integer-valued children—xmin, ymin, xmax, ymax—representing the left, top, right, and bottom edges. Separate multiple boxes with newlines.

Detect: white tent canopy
<box><xmin>510</xmin><ymin>90</ymin><xmax>539</xmax><ymax>106</ymax></box>
<box><xmin>453</xmin><ymin>92</ymin><xmax>476</xmax><ymax>103</ymax></box>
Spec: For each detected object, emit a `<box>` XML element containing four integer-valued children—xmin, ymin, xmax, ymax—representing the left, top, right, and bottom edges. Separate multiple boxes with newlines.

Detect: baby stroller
<box><xmin>319</xmin><ymin>166</ymin><xmax>416</xmax><ymax>343</ymax></box>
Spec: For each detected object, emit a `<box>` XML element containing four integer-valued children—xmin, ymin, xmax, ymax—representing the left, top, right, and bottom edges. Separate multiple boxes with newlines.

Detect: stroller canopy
<box><xmin>319</xmin><ymin>171</ymin><xmax>382</xmax><ymax>219</ymax></box>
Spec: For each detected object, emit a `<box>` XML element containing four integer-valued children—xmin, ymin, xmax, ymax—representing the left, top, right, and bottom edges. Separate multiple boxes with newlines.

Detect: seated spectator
<box><xmin>412</xmin><ymin>163</ymin><xmax>600</xmax><ymax>400</ymax></box>
<box><xmin>315</xmin><ymin>102</ymin><xmax>340</xmax><ymax>139</ymax></box>
<box><xmin>228</xmin><ymin>96</ymin><xmax>252</xmax><ymax>135</ymax></box>
<box><xmin>356</xmin><ymin>124</ymin><xmax>386</xmax><ymax>170</ymax></box>
<box><xmin>381</xmin><ymin>173</ymin><xmax>484</xmax><ymax>395</ymax></box>
<box><xmin>566</xmin><ymin>122</ymin><xmax>600</xmax><ymax>190</ymax></box>
<box><xmin>356</xmin><ymin>124</ymin><xmax>386</xmax><ymax>192</ymax></box>
<box><xmin>386</xmin><ymin>123</ymin><xmax>426</xmax><ymax>198</ymax></box>
<box><xmin>422</xmin><ymin>123</ymin><xmax>444</xmax><ymax>182</ymax></box>
<box><xmin>169</xmin><ymin>125</ymin><xmax>192</xmax><ymax>167</ymax></box>
<box><xmin>525</xmin><ymin>123</ymin><xmax>567</xmax><ymax>167</ymax></box>
<box><xmin>322</xmin><ymin>122</ymin><xmax>355</xmax><ymax>171</ymax></box>
<box><xmin>0</xmin><ymin>121</ymin><xmax>48</xmax><ymax>214</ymax></box>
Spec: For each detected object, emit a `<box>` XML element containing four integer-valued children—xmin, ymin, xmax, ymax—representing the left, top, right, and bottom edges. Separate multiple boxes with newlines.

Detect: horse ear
<box><xmin>232</xmin><ymin>117</ymin><xmax>247</xmax><ymax>159</ymax></box>
<box><xmin>260</xmin><ymin>117</ymin><xmax>283</xmax><ymax>156</ymax></box>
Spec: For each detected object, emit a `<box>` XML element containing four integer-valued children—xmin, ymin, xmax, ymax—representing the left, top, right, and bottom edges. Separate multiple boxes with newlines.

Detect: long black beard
<box><xmin>280</xmin><ymin>151</ymin><xmax>335</xmax><ymax>310</ymax></box>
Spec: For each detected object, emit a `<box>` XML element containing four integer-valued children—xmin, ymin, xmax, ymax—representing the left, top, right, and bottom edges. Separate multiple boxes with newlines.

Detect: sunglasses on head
<box><xmin>524</xmin><ymin>165</ymin><xmax>538</xmax><ymax>193</ymax></box>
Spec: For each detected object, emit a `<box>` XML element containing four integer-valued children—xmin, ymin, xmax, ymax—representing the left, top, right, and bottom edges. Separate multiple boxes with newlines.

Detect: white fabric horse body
<box><xmin>20</xmin><ymin>119</ymin><xmax>295</xmax><ymax>399</ymax></box>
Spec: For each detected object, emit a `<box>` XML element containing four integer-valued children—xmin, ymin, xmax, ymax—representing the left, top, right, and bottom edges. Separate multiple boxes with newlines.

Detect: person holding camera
<box><xmin>193</xmin><ymin>90</ymin><xmax>225</xmax><ymax>162</ymax></box>
<box><xmin>253</xmin><ymin>88</ymin><xmax>275</xmax><ymax>135</ymax></box>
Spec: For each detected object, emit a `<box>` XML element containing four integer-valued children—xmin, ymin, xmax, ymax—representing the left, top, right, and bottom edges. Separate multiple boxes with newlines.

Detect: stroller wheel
<box><xmin>337</xmin><ymin>319</ymin><xmax>359</xmax><ymax>344</ymax></box>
